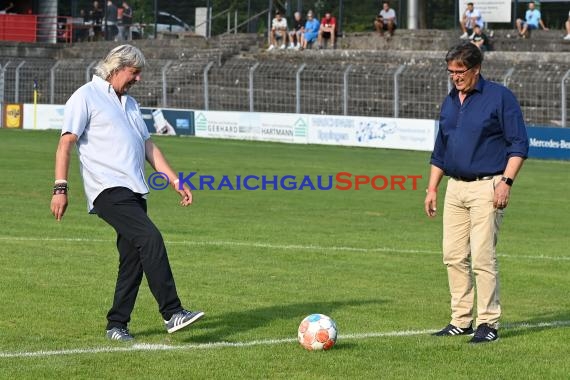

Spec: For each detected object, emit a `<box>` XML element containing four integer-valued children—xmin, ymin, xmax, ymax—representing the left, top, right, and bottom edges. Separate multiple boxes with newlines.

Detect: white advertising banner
<box><xmin>308</xmin><ymin>114</ymin><xmax>436</xmax><ymax>151</ymax></box>
<box><xmin>458</xmin><ymin>0</ymin><xmax>511</xmax><ymax>24</ymax></box>
<box><xmin>194</xmin><ymin>110</ymin><xmax>309</xmax><ymax>144</ymax></box>
<box><xmin>307</xmin><ymin>115</ymin><xmax>355</xmax><ymax>146</ymax></box>
<box><xmin>20</xmin><ymin>104</ymin><xmax>436</xmax><ymax>152</ymax></box>
<box><xmin>22</xmin><ymin>104</ymin><xmax>65</xmax><ymax>130</ymax></box>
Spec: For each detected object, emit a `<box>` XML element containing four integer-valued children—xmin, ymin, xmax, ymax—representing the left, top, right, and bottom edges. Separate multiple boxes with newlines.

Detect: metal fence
<box><xmin>1</xmin><ymin>57</ymin><xmax>569</xmax><ymax>127</ymax></box>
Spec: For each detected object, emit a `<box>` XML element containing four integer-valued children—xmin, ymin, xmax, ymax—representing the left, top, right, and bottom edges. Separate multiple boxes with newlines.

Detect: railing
<box><xmin>1</xmin><ymin>57</ymin><xmax>568</xmax><ymax>127</ymax></box>
<box><xmin>0</xmin><ymin>14</ymin><xmax>76</xmax><ymax>44</ymax></box>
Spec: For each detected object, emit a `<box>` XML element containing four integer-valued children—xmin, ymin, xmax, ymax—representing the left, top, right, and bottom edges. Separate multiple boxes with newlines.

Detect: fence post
<box><xmin>249</xmin><ymin>62</ymin><xmax>260</xmax><ymax>112</ymax></box>
<box><xmin>562</xmin><ymin>69</ymin><xmax>570</xmax><ymax>128</ymax></box>
<box><xmin>393</xmin><ymin>65</ymin><xmax>405</xmax><ymax>118</ymax></box>
<box><xmin>203</xmin><ymin>61</ymin><xmax>215</xmax><ymax>110</ymax></box>
<box><xmin>50</xmin><ymin>61</ymin><xmax>61</xmax><ymax>105</ymax></box>
<box><xmin>86</xmin><ymin>60</ymin><xmax>97</xmax><ymax>83</ymax></box>
<box><xmin>0</xmin><ymin>61</ymin><xmax>10</xmax><ymax>105</ymax></box>
<box><xmin>14</xmin><ymin>61</ymin><xmax>26</xmax><ymax>104</ymax></box>
<box><xmin>296</xmin><ymin>63</ymin><xmax>306</xmax><ymax>114</ymax></box>
<box><xmin>502</xmin><ymin>67</ymin><xmax>514</xmax><ymax>87</ymax></box>
<box><xmin>161</xmin><ymin>60</ymin><xmax>173</xmax><ymax>107</ymax></box>
<box><xmin>343</xmin><ymin>64</ymin><xmax>352</xmax><ymax>116</ymax></box>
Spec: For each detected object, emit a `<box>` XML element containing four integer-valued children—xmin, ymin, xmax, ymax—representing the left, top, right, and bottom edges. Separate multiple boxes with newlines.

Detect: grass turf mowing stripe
<box><xmin>0</xmin><ymin>236</ymin><xmax>569</xmax><ymax>262</ymax></box>
<box><xmin>1</xmin><ymin>320</ymin><xmax>569</xmax><ymax>359</ymax></box>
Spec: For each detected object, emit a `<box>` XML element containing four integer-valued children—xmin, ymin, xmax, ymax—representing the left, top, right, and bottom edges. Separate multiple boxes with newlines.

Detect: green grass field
<box><xmin>0</xmin><ymin>129</ymin><xmax>569</xmax><ymax>379</ymax></box>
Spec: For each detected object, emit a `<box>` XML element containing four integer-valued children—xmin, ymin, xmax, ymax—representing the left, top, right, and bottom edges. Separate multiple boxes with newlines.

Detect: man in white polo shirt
<box><xmin>50</xmin><ymin>44</ymin><xmax>204</xmax><ymax>341</ymax></box>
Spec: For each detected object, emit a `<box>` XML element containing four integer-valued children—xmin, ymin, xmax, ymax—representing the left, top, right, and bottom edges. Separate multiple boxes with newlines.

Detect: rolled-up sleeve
<box><xmin>501</xmin><ymin>89</ymin><xmax>529</xmax><ymax>159</ymax></box>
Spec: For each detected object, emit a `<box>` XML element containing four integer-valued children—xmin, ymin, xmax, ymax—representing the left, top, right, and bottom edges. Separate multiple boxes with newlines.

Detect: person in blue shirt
<box><xmin>301</xmin><ymin>10</ymin><xmax>320</xmax><ymax>50</ymax></box>
<box><xmin>515</xmin><ymin>1</ymin><xmax>548</xmax><ymax>38</ymax></box>
<box><xmin>424</xmin><ymin>41</ymin><xmax>528</xmax><ymax>344</ymax></box>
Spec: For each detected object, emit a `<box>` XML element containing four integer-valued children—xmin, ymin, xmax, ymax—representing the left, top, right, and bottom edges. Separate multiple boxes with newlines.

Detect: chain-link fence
<box><xmin>1</xmin><ymin>56</ymin><xmax>569</xmax><ymax>127</ymax></box>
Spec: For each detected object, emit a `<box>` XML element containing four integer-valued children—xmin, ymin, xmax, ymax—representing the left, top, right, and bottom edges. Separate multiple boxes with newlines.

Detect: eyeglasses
<box><xmin>447</xmin><ymin>67</ymin><xmax>473</xmax><ymax>77</ymax></box>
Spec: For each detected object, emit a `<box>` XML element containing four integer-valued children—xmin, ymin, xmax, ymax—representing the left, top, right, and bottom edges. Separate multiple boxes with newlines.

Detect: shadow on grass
<box><xmin>501</xmin><ymin>311</ymin><xmax>570</xmax><ymax>339</ymax></box>
<box><xmin>135</xmin><ymin>298</ymin><xmax>385</xmax><ymax>342</ymax></box>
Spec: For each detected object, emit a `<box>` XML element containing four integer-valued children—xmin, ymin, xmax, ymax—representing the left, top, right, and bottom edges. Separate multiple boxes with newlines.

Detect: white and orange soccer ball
<box><xmin>297</xmin><ymin>314</ymin><xmax>338</xmax><ymax>351</ymax></box>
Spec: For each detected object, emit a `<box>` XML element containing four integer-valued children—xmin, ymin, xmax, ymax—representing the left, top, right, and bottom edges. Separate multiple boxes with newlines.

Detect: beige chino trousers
<box><xmin>442</xmin><ymin>175</ymin><xmax>504</xmax><ymax>329</ymax></box>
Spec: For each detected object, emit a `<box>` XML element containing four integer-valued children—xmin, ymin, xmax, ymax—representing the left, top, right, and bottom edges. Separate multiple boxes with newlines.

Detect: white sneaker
<box><xmin>459</xmin><ymin>32</ymin><xmax>468</xmax><ymax>39</ymax></box>
<box><xmin>289</xmin><ymin>43</ymin><xmax>295</xmax><ymax>49</ymax></box>
<box><xmin>267</xmin><ymin>44</ymin><xmax>275</xmax><ymax>51</ymax></box>
<box><xmin>279</xmin><ymin>44</ymin><xmax>286</xmax><ymax>49</ymax></box>
<box><xmin>564</xmin><ymin>34</ymin><xmax>570</xmax><ymax>40</ymax></box>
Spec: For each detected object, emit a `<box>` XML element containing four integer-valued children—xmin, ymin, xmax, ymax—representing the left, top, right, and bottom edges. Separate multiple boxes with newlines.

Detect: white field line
<box><xmin>1</xmin><ymin>236</ymin><xmax>570</xmax><ymax>261</ymax></box>
<box><xmin>1</xmin><ymin>320</ymin><xmax>569</xmax><ymax>359</ymax></box>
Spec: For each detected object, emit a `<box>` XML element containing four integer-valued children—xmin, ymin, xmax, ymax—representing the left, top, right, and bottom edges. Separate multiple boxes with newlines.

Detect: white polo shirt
<box><xmin>272</xmin><ymin>17</ymin><xmax>288</xmax><ymax>31</ymax></box>
<box><xmin>62</xmin><ymin>75</ymin><xmax>150</xmax><ymax>212</ymax></box>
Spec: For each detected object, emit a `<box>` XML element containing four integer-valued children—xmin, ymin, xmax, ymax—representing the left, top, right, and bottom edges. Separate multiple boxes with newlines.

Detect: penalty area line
<box><xmin>1</xmin><ymin>320</ymin><xmax>569</xmax><ymax>359</ymax></box>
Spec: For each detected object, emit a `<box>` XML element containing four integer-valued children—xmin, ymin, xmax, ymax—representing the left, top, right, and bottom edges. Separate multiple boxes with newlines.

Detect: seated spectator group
<box><xmin>267</xmin><ymin>9</ymin><xmax>337</xmax><ymax>51</ymax></box>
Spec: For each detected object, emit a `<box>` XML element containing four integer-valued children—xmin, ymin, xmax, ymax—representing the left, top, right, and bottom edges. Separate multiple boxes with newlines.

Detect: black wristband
<box><xmin>53</xmin><ymin>183</ymin><xmax>68</xmax><ymax>195</ymax></box>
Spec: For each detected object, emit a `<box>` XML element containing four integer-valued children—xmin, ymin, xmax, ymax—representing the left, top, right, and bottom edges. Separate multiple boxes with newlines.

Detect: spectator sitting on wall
<box><xmin>268</xmin><ymin>10</ymin><xmax>288</xmax><ymax>51</ymax></box>
<box><xmin>470</xmin><ymin>25</ymin><xmax>490</xmax><ymax>51</ymax></box>
<box><xmin>288</xmin><ymin>11</ymin><xmax>304</xmax><ymax>49</ymax></box>
<box><xmin>374</xmin><ymin>2</ymin><xmax>397</xmax><ymax>37</ymax></box>
<box><xmin>516</xmin><ymin>1</ymin><xmax>548</xmax><ymax>38</ymax></box>
<box><xmin>460</xmin><ymin>2</ymin><xmax>484</xmax><ymax>39</ymax></box>
<box><xmin>301</xmin><ymin>10</ymin><xmax>319</xmax><ymax>50</ymax></box>
<box><xmin>564</xmin><ymin>11</ymin><xmax>570</xmax><ymax>40</ymax></box>
<box><xmin>318</xmin><ymin>11</ymin><xmax>336</xmax><ymax>49</ymax></box>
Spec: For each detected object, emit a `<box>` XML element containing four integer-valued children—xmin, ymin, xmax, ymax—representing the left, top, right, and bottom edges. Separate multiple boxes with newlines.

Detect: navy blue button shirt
<box><xmin>431</xmin><ymin>76</ymin><xmax>529</xmax><ymax>178</ymax></box>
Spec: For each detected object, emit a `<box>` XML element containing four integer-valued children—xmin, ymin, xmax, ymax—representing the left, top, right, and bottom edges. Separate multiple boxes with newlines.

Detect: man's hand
<box><xmin>424</xmin><ymin>191</ymin><xmax>437</xmax><ymax>217</ymax></box>
<box><xmin>173</xmin><ymin>181</ymin><xmax>193</xmax><ymax>206</ymax></box>
<box><xmin>51</xmin><ymin>194</ymin><xmax>68</xmax><ymax>221</ymax></box>
<box><xmin>493</xmin><ymin>181</ymin><xmax>511</xmax><ymax>209</ymax></box>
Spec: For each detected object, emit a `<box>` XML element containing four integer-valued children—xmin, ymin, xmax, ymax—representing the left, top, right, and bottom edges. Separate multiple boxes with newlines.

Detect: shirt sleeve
<box><xmin>500</xmin><ymin>89</ymin><xmax>529</xmax><ymax>159</ymax></box>
<box><xmin>62</xmin><ymin>89</ymin><xmax>89</xmax><ymax>138</ymax></box>
<box><xmin>430</xmin><ymin>121</ymin><xmax>445</xmax><ymax>170</ymax></box>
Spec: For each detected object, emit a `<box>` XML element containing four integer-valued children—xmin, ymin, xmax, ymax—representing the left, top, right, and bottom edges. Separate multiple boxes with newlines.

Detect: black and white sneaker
<box><xmin>106</xmin><ymin>327</ymin><xmax>134</xmax><ymax>342</ymax></box>
<box><xmin>165</xmin><ymin>309</ymin><xmax>204</xmax><ymax>333</ymax></box>
<box><xmin>432</xmin><ymin>323</ymin><xmax>474</xmax><ymax>336</ymax></box>
<box><xmin>469</xmin><ymin>323</ymin><xmax>498</xmax><ymax>343</ymax></box>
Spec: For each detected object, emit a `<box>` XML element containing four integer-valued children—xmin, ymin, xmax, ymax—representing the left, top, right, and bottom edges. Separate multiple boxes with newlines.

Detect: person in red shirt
<box><xmin>318</xmin><ymin>11</ymin><xmax>336</xmax><ymax>49</ymax></box>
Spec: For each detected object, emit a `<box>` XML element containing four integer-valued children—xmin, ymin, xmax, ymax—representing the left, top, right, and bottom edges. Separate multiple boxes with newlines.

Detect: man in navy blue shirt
<box><xmin>424</xmin><ymin>42</ymin><xmax>528</xmax><ymax>344</ymax></box>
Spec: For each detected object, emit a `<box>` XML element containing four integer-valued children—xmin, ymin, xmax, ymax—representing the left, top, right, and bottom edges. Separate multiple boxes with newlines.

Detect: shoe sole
<box><xmin>432</xmin><ymin>331</ymin><xmax>474</xmax><ymax>337</ymax></box>
<box><xmin>167</xmin><ymin>311</ymin><xmax>205</xmax><ymax>334</ymax></box>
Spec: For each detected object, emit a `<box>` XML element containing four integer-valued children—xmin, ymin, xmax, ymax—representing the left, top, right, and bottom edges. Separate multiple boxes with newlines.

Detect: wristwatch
<box><xmin>501</xmin><ymin>176</ymin><xmax>514</xmax><ymax>186</ymax></box>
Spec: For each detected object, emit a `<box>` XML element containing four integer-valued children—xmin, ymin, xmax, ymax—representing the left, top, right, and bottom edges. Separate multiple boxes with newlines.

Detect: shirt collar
<box><xmin>92</xmin><ymin>74</ymin><xmax>115</xmax><ymax>94</ymax></box>
<box><xmin>450</xmin><ymin>74</ymin><xmax>486</xmax><ymax>97</ymax></box>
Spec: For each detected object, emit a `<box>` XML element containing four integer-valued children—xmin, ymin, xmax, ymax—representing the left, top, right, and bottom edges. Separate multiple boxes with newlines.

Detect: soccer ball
<box><xmin>298</xmin><ymin>314</ymin><xmax>338</xmax><ymax>351</ymax></box>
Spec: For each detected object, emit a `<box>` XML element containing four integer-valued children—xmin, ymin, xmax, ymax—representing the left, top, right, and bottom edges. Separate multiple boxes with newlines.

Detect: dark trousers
<box><xmin>93</xmin><ymin>187</ymin><xmax>182</xmax><ymax>330</ymax></box>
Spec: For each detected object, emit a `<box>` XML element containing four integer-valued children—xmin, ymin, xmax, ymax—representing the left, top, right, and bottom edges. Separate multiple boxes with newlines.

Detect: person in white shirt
<box><xmin>268</xmin><ymin>10</ymin><xmax>288</xmax><ymax>50</ymax></box>
<box><xmin>50</xmin><ymin>44</ymin><xmax>204</xmax><ymax>342</ymax></box>
<box><xmin>460</xmin><ymin>2</ymin><xmax>484</xmax><ymax>39</ymax></box>
<box><xmin>374</xmin><ymin>1</ymin><xmax>397</xmax><ymax>37</ymax></box>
